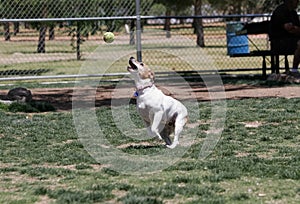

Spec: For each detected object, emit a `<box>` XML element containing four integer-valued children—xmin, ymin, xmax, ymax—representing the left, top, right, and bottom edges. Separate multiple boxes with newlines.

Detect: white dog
<box><xmin>127</xmin><ymin>57</ymin><xmax>188</xmax><ymax>149</ymax></box>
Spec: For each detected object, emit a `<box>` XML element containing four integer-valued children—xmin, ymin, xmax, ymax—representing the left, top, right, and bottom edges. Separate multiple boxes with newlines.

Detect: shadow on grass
<box><xmin>0</xmin><ymin>68</ymin><xmax>50</xmax><ymax>76</ymax></box>
<box><xmin>0</xmin><ymin>75</ymin><xmax>298</xmax><ymax>112</ymax></box>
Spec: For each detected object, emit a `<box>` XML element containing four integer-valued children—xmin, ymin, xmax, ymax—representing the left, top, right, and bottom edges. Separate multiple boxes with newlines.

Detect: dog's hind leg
<box><xmin>166</xmin><ymin>116</ymin><xmax>187</xmax><ymax>149</ymax></box>
<box><xmin>160</xmin><ymin>125</ymin><xmax>173</xmax><ymax>146</ymax></box>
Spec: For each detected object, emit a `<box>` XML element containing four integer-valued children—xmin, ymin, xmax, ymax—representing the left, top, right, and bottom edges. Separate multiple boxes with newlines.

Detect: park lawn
<box><xmin>0</xmin><ymin>96</ymin><xmax>299</xmax><ymax>203</ymax></box>
<box><xmin>0</xmin><ymin>23</ymin><xmax>274</xmax><ymax>78</ymax></box>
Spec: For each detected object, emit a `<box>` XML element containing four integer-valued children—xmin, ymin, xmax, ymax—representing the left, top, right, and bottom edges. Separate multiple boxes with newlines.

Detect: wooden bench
<box><xmin>229</xmin><ymin>21</ymin><xmax>293</xmax><ymax>79</ymax></box>
<box><xmin>230</xmin><ymin>50</ymin><xmax>272</xmax><ymax>79</ymax></box>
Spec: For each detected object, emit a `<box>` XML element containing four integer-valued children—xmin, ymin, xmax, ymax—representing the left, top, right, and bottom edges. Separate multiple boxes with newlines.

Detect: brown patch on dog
<box><xmin>139</xmin><ymin>65</ymin><xmax>155</xmax><ymax>81</ymax></box>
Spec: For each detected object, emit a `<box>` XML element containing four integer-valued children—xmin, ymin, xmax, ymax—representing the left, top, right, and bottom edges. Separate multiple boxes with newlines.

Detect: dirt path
<box><xmin>1</xmin><ymin>83</ymin><xmax>300</xmax><ymax>111</ymax></box>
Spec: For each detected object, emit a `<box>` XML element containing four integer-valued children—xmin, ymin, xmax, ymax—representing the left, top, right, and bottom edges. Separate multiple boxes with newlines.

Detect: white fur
<box><xmin>127</xmin><ymin>57</ymin><xmax>188</xmax><ymax>149</ymax></box>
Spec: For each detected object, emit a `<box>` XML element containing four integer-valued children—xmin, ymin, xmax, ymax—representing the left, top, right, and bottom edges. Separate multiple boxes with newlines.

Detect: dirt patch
<box><xmin>0</xmin><ymin>82</ymin><xmax>300</xmax><ymax>112</ymax></box>
<box><xmin>239</xmin><ymin>121</ymin><xmax>264</xmax><ymax>128</ymax></box>
<box><xmin>35</xmin><ymin>196</ymin><xmax>54</xmax><ymax>204</ymax></box>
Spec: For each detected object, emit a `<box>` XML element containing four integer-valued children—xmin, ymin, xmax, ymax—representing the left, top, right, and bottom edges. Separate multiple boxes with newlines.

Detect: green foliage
<box><xmin>0</xmin><ymin>103</ymin><xmax>9</xmax><ymax>111</ymax></box>
<box><xmin>154</xmin><ymin>0</ymin><xmax>193</xmax><ymax>14</ymax></box>
<box><xmin>149</xmin><ymin>3</ymin><xmax>166</xmax><ymax>16</ymax></box>
<box><xmin>120</xmin><ymin>195</ymin><xmax>163</xmax><ymax>204</ymax></box>
<box><xmin>20</xmin><ymin>167</ymin><xmax>73</xmax><ymax>177</ymax></box>
<box><xmin>262</xmin><ymin>0</ymin><xmax>284</xmax><ymax>13</ymax></box>
<box><xmin>207</xmin><ymin>0</ymin><xmax>283</xmax><ymax>14</ymax></box>
<box><xmin>47</xmin><ymin>188</ymin><xmax>114</xmax><ymax>204</ymax></box>
<box><xmin>232</xmin><ymin>193</ymin><xmax>250</xmax><ymax>201</ymax></box>
<box><xmin>8</xmin><ymin>101</ymin><xmax>55</xmax><ymax>113</ymax></box>
<box><xmin>8</xmin><ymin>102</ymin><xmax>39</xmax><ymax>112</ymax></box>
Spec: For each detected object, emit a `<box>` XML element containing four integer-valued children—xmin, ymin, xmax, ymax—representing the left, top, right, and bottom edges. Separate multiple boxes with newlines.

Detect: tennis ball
<box><xmin>103</xmin><ymin>32</ymin><xmax>114</xmax><ymax>43</ymax></box>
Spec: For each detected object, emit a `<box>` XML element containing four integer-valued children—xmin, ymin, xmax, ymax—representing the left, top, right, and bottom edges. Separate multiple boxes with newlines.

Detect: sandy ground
<box><xmin>1</xmin><ymin>82</ymin><xmax>300</xmax><ymax>111</ymax></box>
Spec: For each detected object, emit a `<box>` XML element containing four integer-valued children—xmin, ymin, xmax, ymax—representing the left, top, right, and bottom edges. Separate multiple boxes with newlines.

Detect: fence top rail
<box><xmin>0</xmin><ymin>14</ymin><xmax>276</xmax><ymax>23</ymax></box>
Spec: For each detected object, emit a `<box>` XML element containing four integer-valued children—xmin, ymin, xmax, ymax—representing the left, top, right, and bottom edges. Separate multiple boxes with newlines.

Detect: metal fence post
<box><xmin>135</xmin><ymin>0</ymin><xmax>142</xmax><ymax>62</ymax></box>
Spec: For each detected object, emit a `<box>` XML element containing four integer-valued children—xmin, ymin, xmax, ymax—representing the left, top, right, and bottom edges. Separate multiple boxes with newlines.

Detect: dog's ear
<box><xmin>139</xmin><ymin>66</ymin><xmax>155</xmax><ymax>81</ymax></box>
<box><xmin>144</xmin><ymin>63</ymin><xmax>155</xmax><ymax>81</ymax></box>
<box><xmin>149</xmin><ymin>68</ymin><xmax>155</xmax><ymax>81</ymax></box>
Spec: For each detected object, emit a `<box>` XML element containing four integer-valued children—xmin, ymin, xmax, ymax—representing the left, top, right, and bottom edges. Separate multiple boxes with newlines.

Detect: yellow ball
<box><xmin>103</xmin><ymin>32</ymin><xmax>114</xmax><ymax>43</ymax></box>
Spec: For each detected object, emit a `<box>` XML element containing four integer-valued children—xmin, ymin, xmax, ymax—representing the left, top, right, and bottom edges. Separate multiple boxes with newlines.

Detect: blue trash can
<box><xmin>226</xmin><ymin>22</ymin><xmax>249</xmax><ymax>55</ymax></box>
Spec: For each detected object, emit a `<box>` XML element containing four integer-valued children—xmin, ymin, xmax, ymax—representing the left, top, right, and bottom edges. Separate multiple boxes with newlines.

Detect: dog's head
<box><xmin>127</xmin><ymin>57</ymin><xmax>155</xmax><ymax>89</ymax></box>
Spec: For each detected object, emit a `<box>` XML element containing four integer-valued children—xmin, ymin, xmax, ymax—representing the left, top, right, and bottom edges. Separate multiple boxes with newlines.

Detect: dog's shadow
<box><xmin>117</xmin><ymin>141</ymin><xmax>166</xmax><ymax>154</ymax></box>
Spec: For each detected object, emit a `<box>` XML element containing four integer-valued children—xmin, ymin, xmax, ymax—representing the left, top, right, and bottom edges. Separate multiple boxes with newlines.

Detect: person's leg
<box><xmin>291</xmin><ymin>40</ymin><xmax>300</xmax><ymax>73</ymax></box>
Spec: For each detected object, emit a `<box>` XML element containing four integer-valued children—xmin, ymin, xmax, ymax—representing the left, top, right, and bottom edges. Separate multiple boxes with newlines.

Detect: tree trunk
<box><xmin>76</xmin><ymin>24</ymin><xmax>81</xmax><ymax>60</ymax></box>
<box><xmin>37</xmin><ymin>26</ymin><xmax>47</xmax><ymax>53</ymax></box>
<box><xmin>164</xmin><ymin>9</ymin><xmax>171</xmax><ymax>38</ymax></box>
<box><xmin>194</xmin><ymin>0</ymin><xmax>205</xmax><ymax>47</ymax></box>
<box><xmin>233</xmin><ymin>1</ymin><xmax>242</xmax><ymax>21</ymax></box>
<box><xmin>49</xmin><ymin>26</ymin><xmax>55</xmax><ymax>40</ymax></box>
<box><xmin>13</xmin><ymin>22</ymin><xmax>19</xmax><ymax>36</ymax></box>
<box><xmin>4</xmin><ymin>22</ymin><xmax>10</xmax><ymax>41</ymax></box>
<box><xmin>37</xmin><ymin>3</ymin><xmax>48</xmax><ymax>53</ymax></box>
<box><xmin>25</xmin><ymin>23</ymin><xmax>30</xmax><ymax>29</ymax></box>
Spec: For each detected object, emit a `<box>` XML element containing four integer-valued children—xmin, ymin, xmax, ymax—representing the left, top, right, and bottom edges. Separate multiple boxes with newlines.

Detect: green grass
<box><xmin>0</xmin><ymin>96</ymin><xmax>300</xmax><ymax>203</ymax></box>
<box><xmin>0</xmin><ymin>59</ymin><xmax>84</xmax><ymax>75</ymax></box>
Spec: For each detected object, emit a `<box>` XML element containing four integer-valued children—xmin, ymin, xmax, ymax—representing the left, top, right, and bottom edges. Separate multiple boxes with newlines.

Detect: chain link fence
<box><xmin>0</xmin><ymin>0</ymin><xmax>274</xmax><ymax>81</ymax></box>
<box><xmin>0</xmin><ymin>0</ymin><xmax>154</xmax><ymax>18</ymax></box>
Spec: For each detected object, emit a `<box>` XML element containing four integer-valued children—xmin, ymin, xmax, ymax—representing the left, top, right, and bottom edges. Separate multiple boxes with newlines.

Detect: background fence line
<box><xmin>0</xmin><ymin>14</ymin><xmax>272</xmax><ymax>22</ymax></box>
<box><xmin>0</xmin><ymin>0</ymin><xmax>278</xmax><ymax>82</ymax></box>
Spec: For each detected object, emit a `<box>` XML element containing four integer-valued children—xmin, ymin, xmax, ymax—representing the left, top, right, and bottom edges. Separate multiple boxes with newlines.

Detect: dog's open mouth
<box><xmin>127</xmin><ymin>57</ymin><xmax>138</xmax><ymax>72</ymax></box>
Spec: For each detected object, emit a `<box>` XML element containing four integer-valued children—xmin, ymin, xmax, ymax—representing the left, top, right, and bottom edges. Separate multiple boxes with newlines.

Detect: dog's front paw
<box><xmin>166</xmin><ymin>141</ymin><xmax>179</xmax><ymax>149</ymax></box>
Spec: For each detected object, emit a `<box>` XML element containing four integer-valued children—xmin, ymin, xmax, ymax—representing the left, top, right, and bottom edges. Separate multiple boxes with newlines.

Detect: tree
<box><xmin>13</xmin><ymin>22</ymin><xmax>20</xmax><ymax>36</ymax></box>
<box><xmin>154</xmin><ymin>0</ymin><xmax>193</xmax><ymax>37</ymax></box>
<box><xmin>37</xmin><ymin>2</ymin><xmax>48</xmax><ymax>53</ymax></box>
<box><xmin>207</xmin><ymin>0</ymin><xmax>283</xmax><ymax>15</ymax></box>
<box><xmin>261</xmin><ymin>0</ymin><xmax>283</xmax><ymax>13</ymax></box>
<box><xmin>0</xmin><ymin>0</ymin><xmax>18</xmax><ymax>41</ymax></box>
<box><xmin>49</xmin><ymin>26</ymin><xmax>55</xmax><ymax>40</ymax></box>
<box><xmin>4</xmin><ymin>22</ymin><xmax>10</xmax><ymax>41</ymax></box>
<box><xmin>194</xmin><ymin>0</ymin><xmax>205</xmax><ymax>47</ymax></box>
<box><xmin>37</xmin><ymin>26</ymin><xmax>47</xmax><ymax>53</ymax></box>
<box><xmin>0</xmin><ymin>0</ymin><xmax>154</xmax><ymax>57</ymax></box>
<box><xmin>207</xmin><ymin>0</ymin><xmax>243</xmax><ymax>15</ymax></box>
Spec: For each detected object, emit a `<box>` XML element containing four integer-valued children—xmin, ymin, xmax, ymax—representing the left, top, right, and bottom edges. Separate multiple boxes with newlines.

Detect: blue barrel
<box><xmin>226</xmin><ymin>22</ymin><xmax>249</xmax><ymax>55</ymax></box>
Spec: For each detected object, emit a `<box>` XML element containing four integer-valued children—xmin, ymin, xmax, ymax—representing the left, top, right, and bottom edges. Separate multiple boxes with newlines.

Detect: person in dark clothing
<box><xmin>270</xmin><ymin>0</ymin><xmax>300</xmax><ymax>76</ymax></box>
